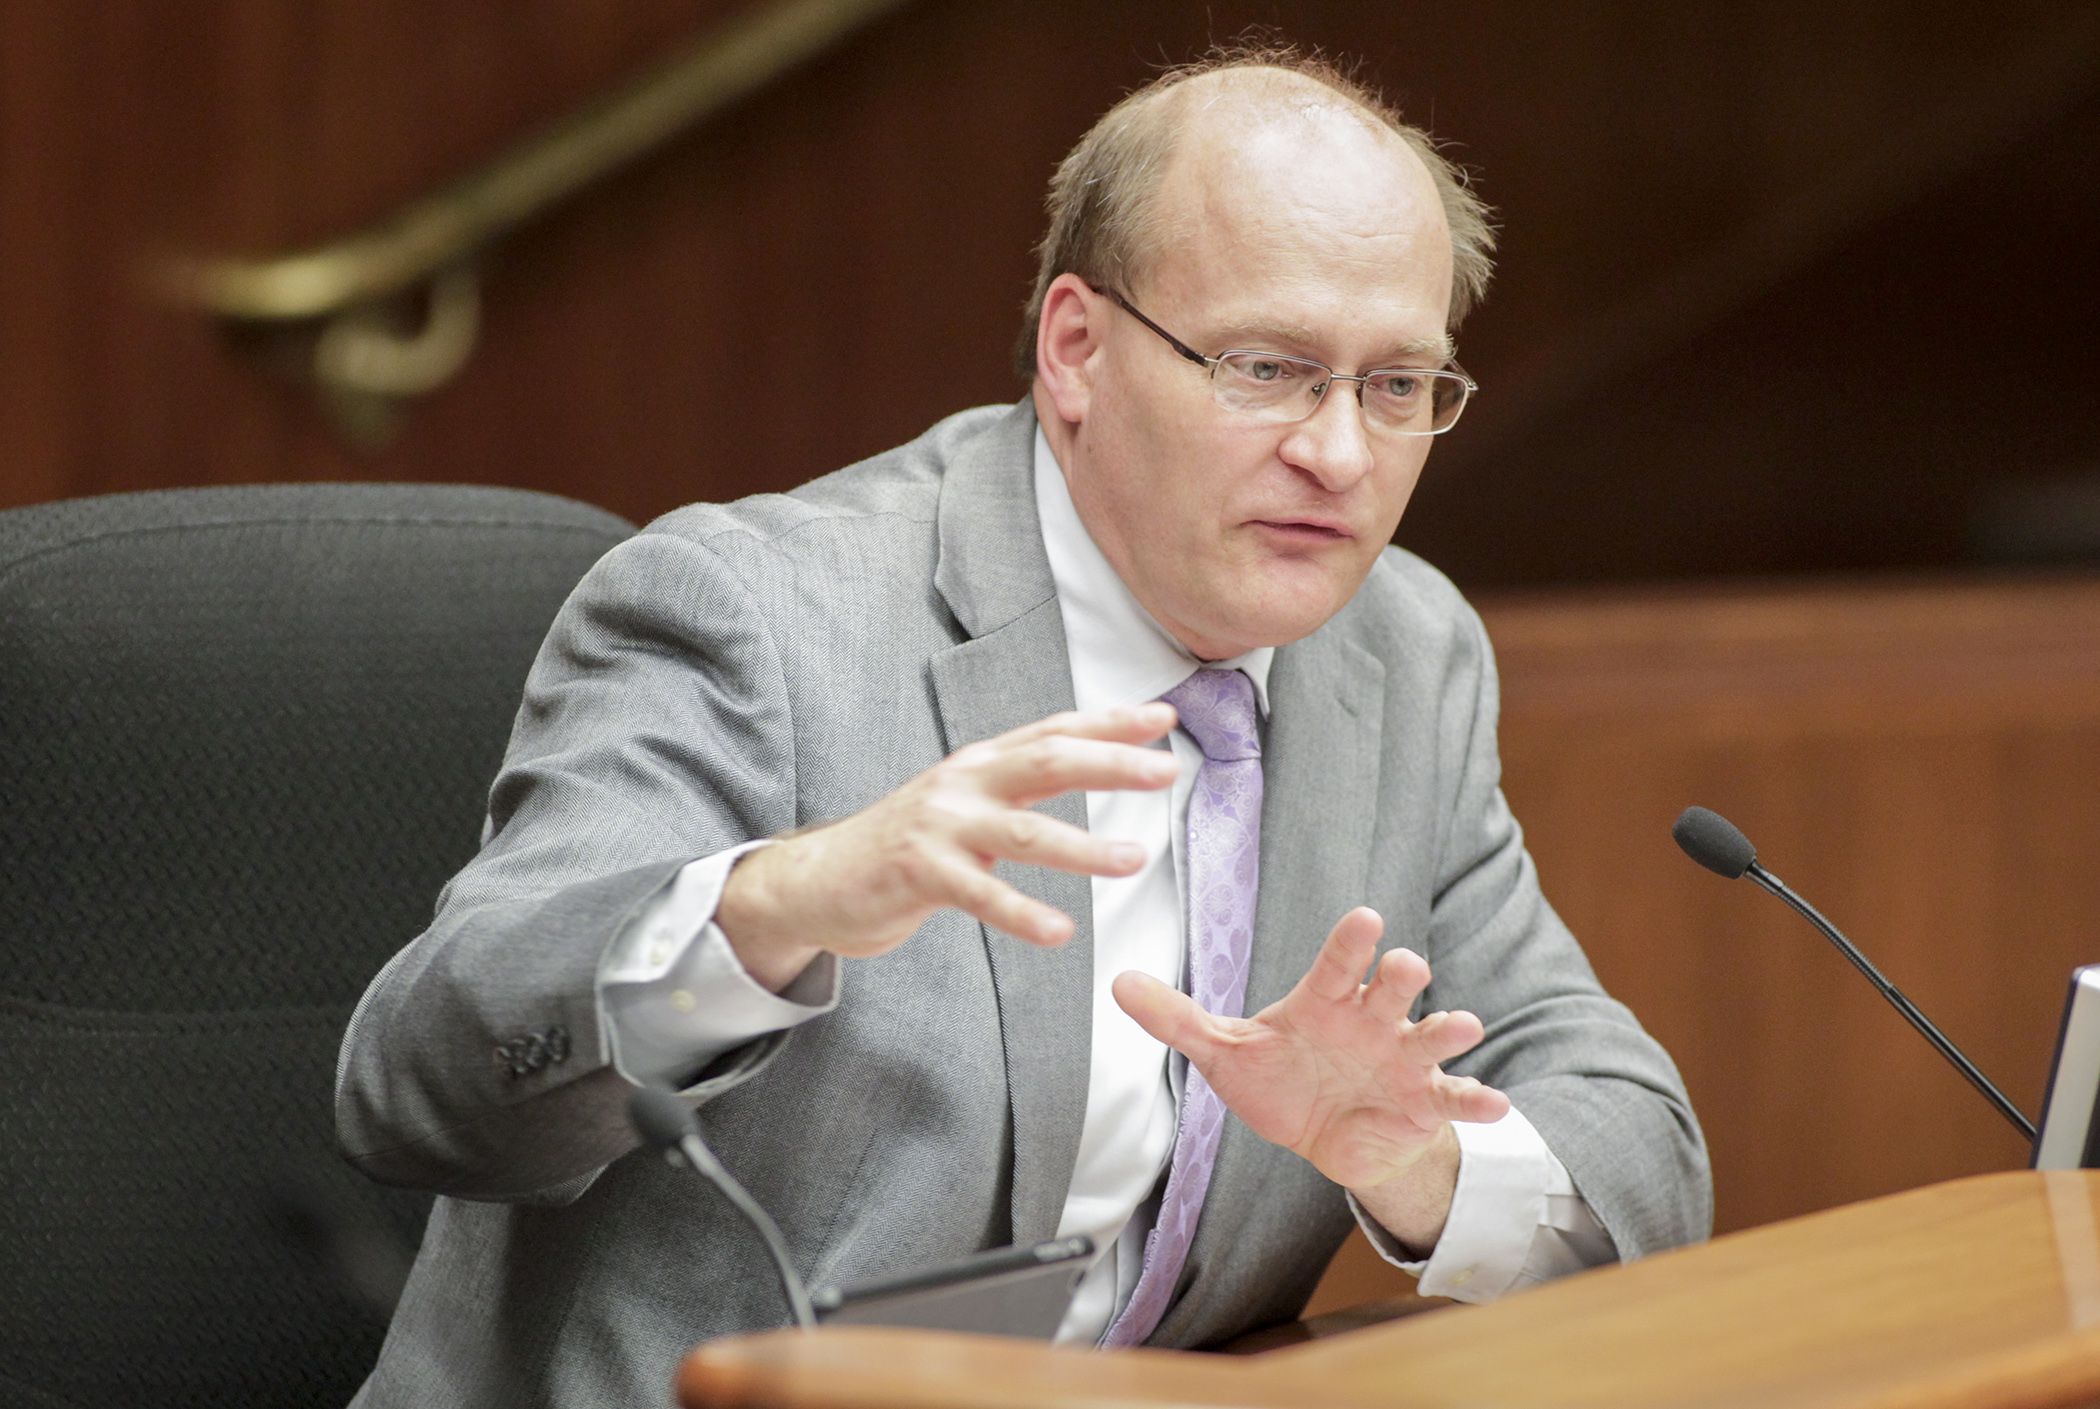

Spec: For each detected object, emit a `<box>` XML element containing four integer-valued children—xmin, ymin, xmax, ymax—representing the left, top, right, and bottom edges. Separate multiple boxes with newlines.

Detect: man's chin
<box><xmin>1186</xmin><ymin>587</ymin><xmax>1357</xmax><ymax>657</ymax></box>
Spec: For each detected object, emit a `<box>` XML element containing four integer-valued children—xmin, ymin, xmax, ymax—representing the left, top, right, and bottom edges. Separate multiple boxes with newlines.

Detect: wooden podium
<box><xmin>678</xmin><ymin>1171</ymin><xmax>2100</xmax><ymax>1409</ymax></box>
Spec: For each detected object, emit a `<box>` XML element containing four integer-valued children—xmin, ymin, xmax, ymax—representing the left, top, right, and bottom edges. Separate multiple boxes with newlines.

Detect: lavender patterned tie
<box><xmin>1102</xmin><ymin>666</ymin><xmax>1262</xmax><ymax>1348</ymax></box>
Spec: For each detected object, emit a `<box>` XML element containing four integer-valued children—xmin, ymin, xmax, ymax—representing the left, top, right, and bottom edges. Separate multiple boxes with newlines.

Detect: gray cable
<box><xmin>628</xmin><ymin>1083</ymin><xmax>815</xmax><ymax>1330</ymax></box>
<box><xmin>669</xmin><ymin>1131</ymin><xmax>816</xmax><ymax>1330</ymax></box>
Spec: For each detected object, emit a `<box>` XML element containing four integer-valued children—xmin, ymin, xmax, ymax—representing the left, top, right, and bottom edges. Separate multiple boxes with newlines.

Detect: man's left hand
<box><xmin>1112</xmin><ymin>906</ymin><xmax>1509</xmax><ymax>1250</ymax></box>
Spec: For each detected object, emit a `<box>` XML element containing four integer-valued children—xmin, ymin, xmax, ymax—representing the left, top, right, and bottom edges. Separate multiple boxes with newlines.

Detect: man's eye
<box><xmin>1220</xmin><ymin>354</ymin><xmax>1310</xmax><ymax>385</ymax></box>
<box><xmin>1369</xmin><ymin>372</ymin><xmax>1423</xmax><ymax>399</ymax></box>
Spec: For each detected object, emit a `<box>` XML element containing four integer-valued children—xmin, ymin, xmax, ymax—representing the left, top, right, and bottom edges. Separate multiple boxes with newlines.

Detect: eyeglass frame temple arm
<box><xmin>1091</xmin><ymin>284</ymin><xmax>1214</xmax><ymax>369</ymax></box>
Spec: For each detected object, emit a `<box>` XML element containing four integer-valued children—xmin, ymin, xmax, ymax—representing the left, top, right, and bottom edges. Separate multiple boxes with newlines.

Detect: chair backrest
<box><xmin>0</xmin><ymin>483</ymin><xmax>634</xmax><ymax>1409</ymax></box>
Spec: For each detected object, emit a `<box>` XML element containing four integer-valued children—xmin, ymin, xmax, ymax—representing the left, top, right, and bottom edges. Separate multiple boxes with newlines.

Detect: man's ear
<box><xmin>1034</xmin><ymin>274</ymin><xmax>1104</xmax><ymax>425</ymax></box>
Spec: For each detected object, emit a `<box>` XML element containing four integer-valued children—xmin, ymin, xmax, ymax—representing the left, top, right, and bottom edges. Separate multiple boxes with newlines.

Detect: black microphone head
<box><xmin>1673</xmin><ymin>806</ymin><xmax>1757</xmax><ymax>879</ymax></box>
<box><xmin>628</xmin><ymin>1084</ymin><xmax>696</xmax><ymax>1152</ymax></box>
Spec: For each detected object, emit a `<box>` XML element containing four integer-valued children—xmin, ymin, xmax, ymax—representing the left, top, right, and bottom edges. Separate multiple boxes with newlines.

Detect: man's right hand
<box><xmin>715</xmin><ymin>703</ymin><xmax>1180</xmax><ymax>992</ymax></box>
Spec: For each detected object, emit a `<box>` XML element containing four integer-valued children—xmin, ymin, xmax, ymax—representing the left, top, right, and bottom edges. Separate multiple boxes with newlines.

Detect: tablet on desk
<box><xmin>811</xmin><ymin>1236</ymin><xmax>1094</xmax><ymax>1339</ymax></box>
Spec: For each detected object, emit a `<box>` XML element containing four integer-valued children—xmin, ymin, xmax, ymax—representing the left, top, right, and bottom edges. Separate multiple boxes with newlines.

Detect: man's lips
<box><xmin>1252</xmin><ymin>518</ymin><xmax>1353</xmax><ymax>541</ymax></box>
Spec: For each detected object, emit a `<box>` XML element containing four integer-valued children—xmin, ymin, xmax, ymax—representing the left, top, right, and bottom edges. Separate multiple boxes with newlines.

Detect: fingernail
<box><xmin>1110</xmin><ymin>841</ymin><xmax>1144</xmax><ymax>869</ymax></box>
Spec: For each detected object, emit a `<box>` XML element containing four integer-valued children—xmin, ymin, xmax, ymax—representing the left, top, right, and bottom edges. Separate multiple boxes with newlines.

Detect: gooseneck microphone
<box><xmin>1672</xmin><ymin>806</ymin><xmax>2037</xmax><ymax>1141</ymax></box>
<box><xmin>629</xmin><ymin>1084</ymin><xmax>816</xmax><ymax>1329</ymax></box>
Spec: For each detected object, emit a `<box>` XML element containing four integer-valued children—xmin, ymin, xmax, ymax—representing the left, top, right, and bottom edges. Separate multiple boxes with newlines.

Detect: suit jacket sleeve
<box><xmin>1422</xmin><ymin>595</ymin><xmax>1713</xmax><ymax>1259</ymax></box>
<box><xmin>335</xmin><ymin>525</ymin><xmax>802</xmax><ymax>1202</ymax></box>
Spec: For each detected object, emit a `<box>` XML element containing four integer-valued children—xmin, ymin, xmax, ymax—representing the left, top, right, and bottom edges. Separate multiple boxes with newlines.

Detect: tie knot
<box><xmin>1163</xmin><ymin>668</ymin><xmax>1260</xmax><ymax>762</ymax></box>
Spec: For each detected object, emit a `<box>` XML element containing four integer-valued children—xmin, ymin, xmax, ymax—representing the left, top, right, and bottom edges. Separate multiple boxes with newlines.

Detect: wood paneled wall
<box><xmin>1488</xmin><ymin>573</ymin><xmax>2100</xmax><ymax>1233</ymax></box>
<box><xmin>4</xmin><ymin>1</ymin><xmax>2095</xmax><ymax>589</ymax></box>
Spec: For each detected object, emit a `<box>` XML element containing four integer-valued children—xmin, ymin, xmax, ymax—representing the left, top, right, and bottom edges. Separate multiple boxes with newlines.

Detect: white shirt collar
<box><xmin>1032</xmin><ymin>426</ymin><xmax>1274</xmax><ymax>716</ymax></box>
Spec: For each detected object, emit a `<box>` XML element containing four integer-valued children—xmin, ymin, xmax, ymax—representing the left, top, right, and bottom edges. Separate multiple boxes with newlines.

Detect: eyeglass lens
<box><xmin>1210</xmin><ymin>353</ymin><xmax>1469</xmax><ymax>435</ymax></box>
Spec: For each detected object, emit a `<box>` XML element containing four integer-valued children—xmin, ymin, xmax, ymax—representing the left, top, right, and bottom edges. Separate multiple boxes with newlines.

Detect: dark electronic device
<box><xmin>629</xmin><ymin>1085</ymin><xmax>1096</xmax><ymax>1336</ymax></box>
<box><xmin>811</xmin><ymin>1236</ymin><xmax>1095</xmax><ymax>1338</ymax></box>
<box><xmin>2033</xmin><ymin>966</ymin><xmax>2100</xmax><ymax>1170</ymax></box>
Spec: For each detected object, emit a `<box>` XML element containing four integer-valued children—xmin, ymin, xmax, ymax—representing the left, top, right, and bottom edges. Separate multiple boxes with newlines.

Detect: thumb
<box><xmin>1112</xmin><ymin>971</ymin><xmax>1219</xmax><ymax>1061</ymax></box>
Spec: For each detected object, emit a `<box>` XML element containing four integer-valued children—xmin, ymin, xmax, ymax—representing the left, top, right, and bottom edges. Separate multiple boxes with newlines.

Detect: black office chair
<box><xmin>0</xmin><ymin>483</ymin><xmax>634</xmax><ymax>1409</ymax></box>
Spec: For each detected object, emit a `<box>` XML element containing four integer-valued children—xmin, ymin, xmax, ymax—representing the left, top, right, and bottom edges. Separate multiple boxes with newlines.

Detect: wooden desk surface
<box><xmin>680</xmin><ymin>1170</ymin><xmax>2100</xmax><ymax>1409</ymax></box>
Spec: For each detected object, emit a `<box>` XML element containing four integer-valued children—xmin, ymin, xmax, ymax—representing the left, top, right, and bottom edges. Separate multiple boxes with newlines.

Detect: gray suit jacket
<box><xmin>338</xmin><ymin>401</ymin><xmax>1709</xmax><ymax>1409</ymax></box>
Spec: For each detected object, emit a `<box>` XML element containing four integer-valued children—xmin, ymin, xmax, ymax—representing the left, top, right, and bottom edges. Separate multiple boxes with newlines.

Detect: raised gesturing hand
<box><xmin>718</xmin><ymin>703</ymin><xmax>1179</xmax><ymax>990</ymax></box>
<box><xmin>1113</xmin><ymin>906</ymin><xmax>1509</xmax><ymax>1243</ymax></box>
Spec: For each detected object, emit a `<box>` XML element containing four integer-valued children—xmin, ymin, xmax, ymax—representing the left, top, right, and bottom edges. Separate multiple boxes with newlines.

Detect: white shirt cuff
<box><xmin>594</xmin><ymin>841</ymin><xmax>838</xmax><ymax>1088</ymax></box>
<box><xmin>1349</xmin><ymin>1106</ymin><xmax>1615</xmax><ymax>1302</ymax></box>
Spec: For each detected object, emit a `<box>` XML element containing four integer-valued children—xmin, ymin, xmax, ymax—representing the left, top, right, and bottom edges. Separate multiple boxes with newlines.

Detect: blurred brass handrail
<box><xmin>171</xmin><ymin>0</ymin><xmax>911</xmax><ymax>320</ymax></box>
<box><xmin>159</xmin><ymin>0</ymin><xmax>912</xmax><ymax>446</ymax></box>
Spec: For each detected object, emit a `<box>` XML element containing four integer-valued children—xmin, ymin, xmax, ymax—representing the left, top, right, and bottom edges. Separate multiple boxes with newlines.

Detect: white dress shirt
<box><xmin>592</xmin><ymin>427</ymin><xmax>1614</xmax><ymax>1343</ymax></box>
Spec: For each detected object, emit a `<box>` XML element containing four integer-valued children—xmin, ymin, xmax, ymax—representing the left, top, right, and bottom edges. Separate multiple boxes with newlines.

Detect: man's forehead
<box><xmin>1138</xmin><ymin>110</ymin><xmax>1451</xmax><ymax>327</ymax></box>
<box><xmin>1182</xmin><ymin>125</ymin><xmax>1432</xmax><ymax>226</ymax></box>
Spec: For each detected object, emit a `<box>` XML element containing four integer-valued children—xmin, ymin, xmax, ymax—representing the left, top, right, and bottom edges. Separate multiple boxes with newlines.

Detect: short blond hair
<box><xmin>1016</xmin><ymin>42</ymin><xmax>1497</xmax><ymax>377</ymax></box>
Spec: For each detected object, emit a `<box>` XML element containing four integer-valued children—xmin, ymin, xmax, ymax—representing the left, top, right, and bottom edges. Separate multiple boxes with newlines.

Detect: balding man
<box><xmin>339</xmin><ymin>47</ymin><xmax>1709</xmax><ymax>1409</ymax></box>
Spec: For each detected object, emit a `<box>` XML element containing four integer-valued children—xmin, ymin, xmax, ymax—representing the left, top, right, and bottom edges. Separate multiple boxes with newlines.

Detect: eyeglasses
<box><xmin>1097</xmin><ymin>286</ymin><xmax>1477</xmax><ymax>437</ymax></box>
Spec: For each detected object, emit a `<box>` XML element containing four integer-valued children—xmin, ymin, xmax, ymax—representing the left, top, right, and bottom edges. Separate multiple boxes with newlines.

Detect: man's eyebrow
<box><xmin>1211</xmin><ymin>318</ymin><xmax>1324</xmax><ymax>348</ymax></box>
<box><xmin>1210</xmin><ymin>324</ymin><xmax>1456</xmax><ymax>366</ymax></box>
<box><xmin>1382</xmin><ymin>334</ymin><xmax>1457</xmax><ymax>366</ymax></box>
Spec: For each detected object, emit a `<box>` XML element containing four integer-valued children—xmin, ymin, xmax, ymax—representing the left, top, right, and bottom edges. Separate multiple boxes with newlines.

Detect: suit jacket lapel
<box><xmin>927</xmin><ymin>403</ymin><xmax>1094</xmax><ymax>1246</ymax></box>
<box><xmin>1245</xmin><ymin>627</ymin><xmax>1386</xmax><ymax>1014</ymax></box>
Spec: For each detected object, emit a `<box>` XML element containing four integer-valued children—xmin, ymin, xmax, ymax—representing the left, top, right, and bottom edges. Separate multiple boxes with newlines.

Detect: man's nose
<box><xmin>1278</xmin><ymin>384</ymin><xmax>1376</xmax><ymax>492</ymax></box>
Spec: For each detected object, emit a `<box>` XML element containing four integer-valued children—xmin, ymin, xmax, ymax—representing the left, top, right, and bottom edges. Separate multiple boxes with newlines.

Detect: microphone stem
<box><xmin>675</xmin><ymin>1132</ymin><xmax>817</xmax><ymax>1329</ymax></box>
<box><xmin>1747</xmin><ymin>862</ymin><xmax>2036</xmax><ymax>1141</ymax></box>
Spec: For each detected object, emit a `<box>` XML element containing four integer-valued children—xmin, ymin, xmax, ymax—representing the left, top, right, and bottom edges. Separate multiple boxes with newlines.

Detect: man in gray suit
<box><xmin>339</xmin><ymin>48</ymin><xmax>1708</xmax><ymax>1408</ymax></box>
